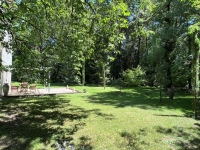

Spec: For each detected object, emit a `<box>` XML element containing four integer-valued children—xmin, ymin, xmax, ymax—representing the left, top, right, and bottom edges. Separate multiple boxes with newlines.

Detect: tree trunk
<box><xmin>188</xmin><ymin>35</ymin><xmax>192</xmax><ymax>90</ymax></box>
<box><xmin>159</xmin><ymin>78</ymin><xmax>162</xmax><ymax>103</ymax></box>
<box><xmin>166</xmin><ymin>66</ymin><xmax>172</xmax><ymax>88</ymax></box>
<box><xmin>136</xmin><ymin>36</ymin><xmax>141</xmax><ymax>67</ymax></box>
<box><xmin>102</xmin><ymin>64</ymin><xmax>106</xmax><ymax>89</ymax></box>
<box><xmin>192</xmin><ymin>31</ymin><xmax>200</xmax><ymax>118</ymax></box>
<box><xmin>82</xmin><ymin>58</ymin><xmax>85</xmax><ymax>85</ymax></box>
<box><xmin>188</xmin><ymin>78</ymin><xmax>192</xmax><ymax>90</ymax></box>
<box><xmin>164</xmin><ymin>1</ymin><xmax>174</xmax><ymax>89</ymax></box>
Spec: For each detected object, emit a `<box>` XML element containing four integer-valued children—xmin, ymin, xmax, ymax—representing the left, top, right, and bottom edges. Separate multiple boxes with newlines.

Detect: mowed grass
<box><xmin>0</xmin><ymin>86</ymin><xmax>200</xmax><ymax>150</ymax></box>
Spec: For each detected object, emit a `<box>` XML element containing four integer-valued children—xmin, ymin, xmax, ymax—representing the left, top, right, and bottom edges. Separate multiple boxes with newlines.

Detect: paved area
<box><xmin>7</xmin><ymin>87</ymin><xmax>78</xmax><ymax>97</ymax></box>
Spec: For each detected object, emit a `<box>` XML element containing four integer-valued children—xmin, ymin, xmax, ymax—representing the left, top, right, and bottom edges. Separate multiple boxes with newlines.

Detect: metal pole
<box><xmin>48</xmin><ymin>71</ymin><xmax>50</xmax><ymax>93</ymax></box>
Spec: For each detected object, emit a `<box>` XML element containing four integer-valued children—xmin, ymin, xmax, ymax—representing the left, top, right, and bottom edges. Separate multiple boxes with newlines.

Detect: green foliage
<box><xmin>2</xmin><ymin>0</ymin><xmax>131</xmax><ymax>85</ymax></box>
<box><xmin>182</xmin><ymin>0</ymin><xmax>200</xmax><ymax>9</ymax></box>
<box><xmin>123</xmin><ymin>66</ymin><xmax>146</xmax><ymax>87</ymax></box>
<box><xmin>171</xmin><ymin>65</ymin><xmax>190</xmax><ymax>87</ymax></box>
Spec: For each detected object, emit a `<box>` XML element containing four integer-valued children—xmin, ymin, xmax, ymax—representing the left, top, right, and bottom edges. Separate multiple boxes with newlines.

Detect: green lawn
<box><xmin>0</xmin><ymin>86</ymin><xmax>199</xmax><ymax>150</ymax></box>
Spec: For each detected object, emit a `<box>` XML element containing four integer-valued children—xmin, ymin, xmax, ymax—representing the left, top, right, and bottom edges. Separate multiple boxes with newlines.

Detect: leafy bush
<box><xmin>171</xmin><ymin>65</ymin><xmax>190</xmax><ymax>88</ymax></box>
<box><xmin>110</xmin><ymin>78</ymin><xmax>123</xmax><ymax>86</ymax></box>
<box><xmin>122</xmin><ymin>66</ymin><xmax>146</xmax><ymax>87</ymax></box>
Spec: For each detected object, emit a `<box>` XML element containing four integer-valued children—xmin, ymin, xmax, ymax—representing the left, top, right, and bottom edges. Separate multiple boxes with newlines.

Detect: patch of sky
<box><xmin>42</xmin><ymin>37</ymin><xmax>56</xmax><ymax>48</ymax></box>
<box><xmin>188</xmin><ymin>19</ymin><xmax>195</xmax><ymax>25</ymax></box>
<box><xmin>15</xmin><ymin>0</ymin><xmax>22</xmax><ymax>4</ymax></box>
<box><xmin>128</xmin><ymin>14</ymin><xmax>134</xmax><ymax>22</ymax></box>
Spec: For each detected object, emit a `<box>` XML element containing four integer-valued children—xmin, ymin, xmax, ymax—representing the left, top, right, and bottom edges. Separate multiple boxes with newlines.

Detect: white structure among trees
<box><xmin>0</xmin><ymin>31</ymin><xmax>12</xmax><ymax>96</ymax></box>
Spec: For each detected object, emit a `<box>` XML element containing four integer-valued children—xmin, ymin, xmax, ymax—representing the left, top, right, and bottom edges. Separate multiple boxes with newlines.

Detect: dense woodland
<box><xmin>0</xmin><ymin>0</ymin><xmax>200</xmax><ymax>116</ymax></box>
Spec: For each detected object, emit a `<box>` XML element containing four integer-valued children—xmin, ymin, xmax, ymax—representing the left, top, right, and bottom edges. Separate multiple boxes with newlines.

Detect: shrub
<box><xmin>122</xmin><ymin>66</ymin><xmax>146</xmax><ymax>87</ymax></box>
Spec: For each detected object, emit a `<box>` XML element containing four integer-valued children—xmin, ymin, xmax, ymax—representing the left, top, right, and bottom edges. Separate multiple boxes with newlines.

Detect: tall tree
<box><xmin>183</xmin><ymin>0</ymin><xmax>200</xmax><ymax>118</ymax></box>
<box><xmin>90</xmin><ymin>0</ymin><xmax>130</xmax><ymax>88</ymax></box>
<box><xmin>189</xmin><ymin>25</ymin><xmax>200</xmax><ymax>118</ymax></box>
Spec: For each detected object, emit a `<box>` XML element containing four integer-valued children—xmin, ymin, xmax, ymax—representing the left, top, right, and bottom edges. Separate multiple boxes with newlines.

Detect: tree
<box><xmin>1</xmin><ymin>0</ymin><xmax>131</xmax><ymax>86</ymax></box>
<box><xmin>189</xmin><ymin>24</ymin><xmax>200</xmax><ymax>118</ymax></box>
<box><xmin>89</xmin><ymin>0</ymin><xmax>130</xmax><ymax>88</ymax></box>
<box><xmin>180</xmin><ymin>0</ymin><xmax>200</xmax><ymax>118</ymax></box>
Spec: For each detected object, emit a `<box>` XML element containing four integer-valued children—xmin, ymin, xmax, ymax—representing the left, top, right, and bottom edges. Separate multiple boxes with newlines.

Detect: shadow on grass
<box><xmin>155</xmin><ymin>124</ymin><xmax>200</xmax><ymax>150</ymax></box>
<box><xmin>0</xmin><ymin>95</ymin><xmax>105</xmax><ymax>150</ymax></box>
<box><xmin>154</xmin><ymin>114</ymin><xmax>191</xmax><ymax>118</ymax></box>
<box><xmin>86</xmin><ymin>87</ymin><xmax>193</xmax><ymax>115</ymax></box>
<box><xmin>119</xmin><ymin>124</ymin><xmax>200</xmax><ymax>150</ymax></box>
<box><xmin>119</xmin><ymin>128</ymin><xmax>149</xmax><ymax>150</ymax></box>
